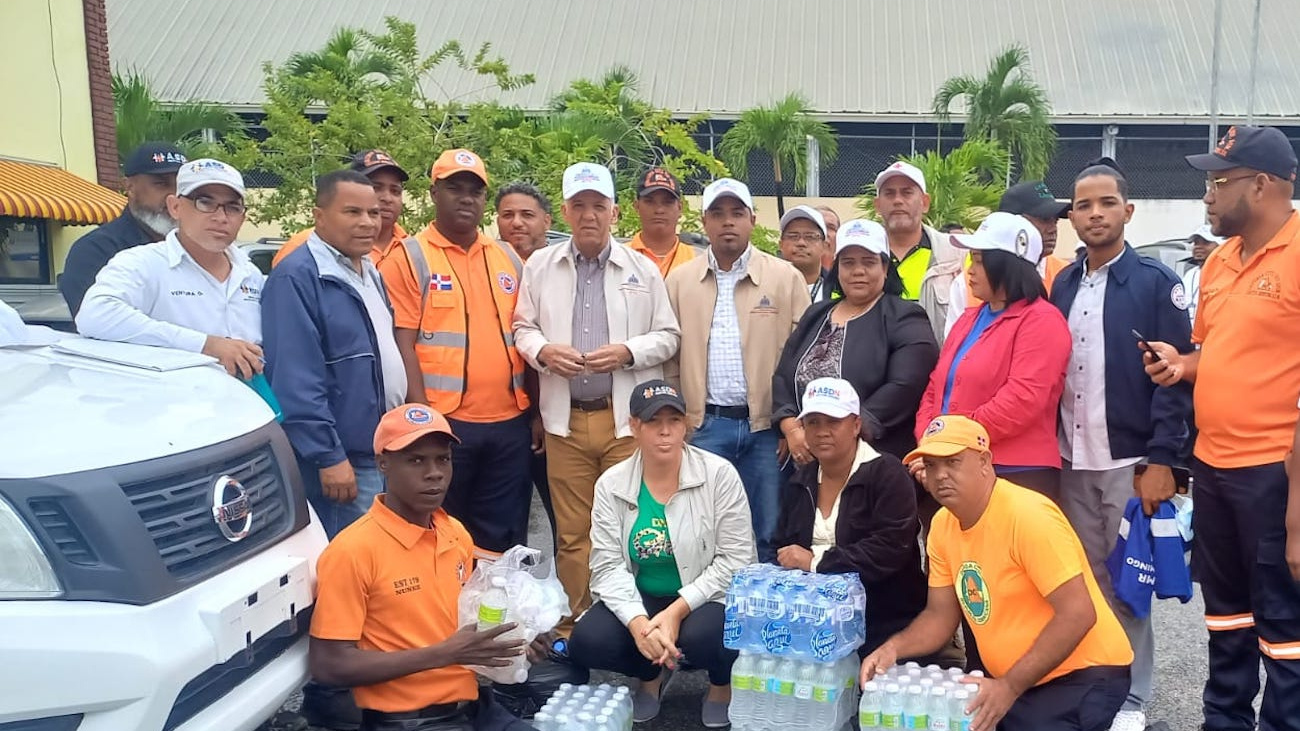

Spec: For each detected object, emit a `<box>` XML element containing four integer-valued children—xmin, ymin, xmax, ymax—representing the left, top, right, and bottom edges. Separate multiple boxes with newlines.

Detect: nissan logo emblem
<box><xmin>212</xmin><ymin>475</ymin><xmax>252</xmax><ymax>542</ymax></box>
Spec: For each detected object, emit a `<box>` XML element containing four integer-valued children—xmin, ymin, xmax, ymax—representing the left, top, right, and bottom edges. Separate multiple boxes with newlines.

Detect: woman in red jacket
<box><xmin>914</xmin><ymin>212</ymin><xmax>1071</xmax><ymax>502</ymax></box>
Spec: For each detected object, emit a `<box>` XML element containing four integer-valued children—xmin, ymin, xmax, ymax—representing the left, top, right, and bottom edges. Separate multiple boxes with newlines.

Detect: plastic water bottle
<box><xmin>882</xmin><ymin>682</ymin><xmax>904</xmax><ymax>729</ymax></box>
<box><xmin>927</xmin><ymin>687</ymin><xmax>950</xmax><ymax>730</ymax></box>
<box><xmin>772</xmin><ymin>658</ymin><xmax>798</xmax><ymax>725</ymax></box>
<box><xmin>859</xmin><ymin>680</ymin><xmax>883</xmax><ymax>728</ymax></box>
<box><xmin>533</xmin><ymin>711</ymin><xmax>553</xmax><ymax>730</ymax></box>
<box><xmin>751</xmin><ymin>654</ymin><xmax>778</xmax><ymax>728</ymax></box>
<box><xmin>475</xmin><ymin>576</ymin><xmax>527</xmax><ymax>683</ymax></box>
<box><xmin>809</xmin><ymin>661</ymin><xmax>840</xmax><ymax>728</ymax></box>
<box><xmin>729</xmin><ymin>651</ymin><xmax>756</xmax><ymax>727</ymax></box>
<box><xmin>950</xmin><ymin>690</ymin><xmax>973</xmax><ymax>731</ymax></box>
<box><xmin>793</xmin><ymin>660</ymin><xmax>817</xmax><ymax>718</ymax></box>
<box><xmin>903</xmin><ymin>685</ymin><xmax>928</xmax><ymax>729</ymax></box>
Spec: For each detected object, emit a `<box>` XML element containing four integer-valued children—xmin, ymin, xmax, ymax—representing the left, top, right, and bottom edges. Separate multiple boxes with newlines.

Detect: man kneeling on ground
<box><xmin>860</xmin><ymin>415</ymin><xmax>1133</xmax><ymax>731</ymax></box>
<box><xmin>308</xmin><ymin>403</ymin><xmax>540</xmax><ymax>731</ymax></box>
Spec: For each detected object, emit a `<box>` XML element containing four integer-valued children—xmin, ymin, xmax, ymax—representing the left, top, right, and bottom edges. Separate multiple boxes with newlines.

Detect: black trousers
<box><xmin>1192</xmin><ymin>459</ymin><xmax>1300</xmax><ymax>731</ymax></box>
<box><xmin>999</xmin><ymin>665</ymin><xmax>1129</xmax><ymax>731</ymax></box>
<box><xmin>360</xmin><ymin>689</ymin><xmax>535</xmax><ymax>731</ymax></box>
<box><xmin>443</xmin><ymin>414</ymin><xmax>534</xmax><ymax>553</ymax></box>
<box><xmin>999</xmin><ymin>467</ymin><xmax>1061</xmax><ymax>504</ymax></box>
<box><xmin>569</xmin><ymin>594</ymin><xmax>738</xmax><ymax>686</ymax></box>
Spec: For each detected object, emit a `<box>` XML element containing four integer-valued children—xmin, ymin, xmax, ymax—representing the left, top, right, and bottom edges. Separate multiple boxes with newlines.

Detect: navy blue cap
<box><xmin>122</xmin><ymin>142</ymin><xmax>187</xmax><ymax>177</ymax></box>
<box><xmin>1186</xmin><ymin>126</ymin><xmax>1298</xmax><ymax>182</ymax></box>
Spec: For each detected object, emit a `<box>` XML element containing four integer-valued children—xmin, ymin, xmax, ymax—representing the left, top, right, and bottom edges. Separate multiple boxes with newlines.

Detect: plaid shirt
<box><xmin>705</xmin><ymin>246</ymin><xmax>752</xmax><ymax>406</ymax></box>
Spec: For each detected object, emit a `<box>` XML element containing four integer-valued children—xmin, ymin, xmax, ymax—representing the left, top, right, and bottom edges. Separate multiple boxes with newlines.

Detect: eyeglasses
<box><xmin>183</xmin><ymin>194</ymin><xmax>246</xmax><ymax>216</ymax></box>
<box><xmin>780</xmin><ymin>232</ymin><xmax>826</xmax><ymax>244</ymax></box>
<box><xmin>1205</xmin><ymin>174</ymin><xmax>1258</xmax><ymax>193</ymax></box>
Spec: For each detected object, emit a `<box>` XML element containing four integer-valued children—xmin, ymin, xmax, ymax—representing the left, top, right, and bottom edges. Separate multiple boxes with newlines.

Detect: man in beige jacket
<box><xmin>664</xmin><ymin>178</ymin><xmax>810</xmax><ymax>561</ymax></box>
<box><xmin>513</xmin><ymin>162</ymin><xmax>681</xmax><ymax>629</ymax></box>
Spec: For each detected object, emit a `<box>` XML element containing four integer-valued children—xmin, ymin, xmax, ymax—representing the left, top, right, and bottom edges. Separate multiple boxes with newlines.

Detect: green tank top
<box><xmin>629</xmin><ymin>481</ymin><xmax>683</xmax><ymax>597</ymax></box>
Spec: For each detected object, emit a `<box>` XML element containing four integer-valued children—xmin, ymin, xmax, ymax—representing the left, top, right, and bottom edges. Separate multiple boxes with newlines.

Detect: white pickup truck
<box><xmin>0</xmin><ymin>332</ymin><xmax>328</xmax><ymax>730</ymax></box>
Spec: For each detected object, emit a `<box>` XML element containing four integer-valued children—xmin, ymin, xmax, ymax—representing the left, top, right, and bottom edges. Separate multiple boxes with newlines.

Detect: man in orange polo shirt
<box><xmin>379</xmin><ymin>149</ymin><xmax>533</xmax><ymax>557</ymax></box>
<box><xmin>862</xmin><ymin>416</ymin><xmax>1133</xmax><ymax>731</ymax></box>
<box><xmin>627</xmin><ymin>167</ymin><xmax>697</xmax><ymax>278</ymax></box>
<box><xmin>1144</xmin><ymin>125</ymin><xmax>1300</xmax><ymax>731</ymax></box>
<box><xmin>272</xmin><ymin>149</ymin><xmax>411</xmax><ymax>269</ymax></box>
<box><xmin>309</xmin><ymin>403</ymin><xmax>532</xmax><ymax>731</ymax></box>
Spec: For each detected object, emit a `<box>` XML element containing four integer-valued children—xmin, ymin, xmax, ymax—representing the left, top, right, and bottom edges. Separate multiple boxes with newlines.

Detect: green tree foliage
<box><xmin>718</xmin><ymin>93</ymin><xmax>838</xmax><ymax>217</ymax></box>
<box><xmin>932</xmin><ymin>45</ymin><xmax>1057</xmax><ymax>180</ymax></box>
<box><xmin>113</xmin><ymin>70</ymin><xmax>244</xmax><ymax>164</ymax></box>
<box><xmin>855</xmin><ymin>139</ymin><xmax>1010</xmax><ymax>231</ymax></box>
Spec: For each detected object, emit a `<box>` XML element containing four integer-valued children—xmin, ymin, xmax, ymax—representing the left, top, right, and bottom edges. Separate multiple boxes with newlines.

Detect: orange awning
<box><xmin>0</xmin><ymin>159</ymin><xmax>126</xmax><ymax>225</ymax></box>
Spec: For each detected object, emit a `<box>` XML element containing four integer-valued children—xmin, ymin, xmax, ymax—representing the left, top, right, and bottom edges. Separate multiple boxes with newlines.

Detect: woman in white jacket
<box><xmin>568</xmin><ymin>380</ymin><xmax>756</xmax><ymax>728</ymax></box>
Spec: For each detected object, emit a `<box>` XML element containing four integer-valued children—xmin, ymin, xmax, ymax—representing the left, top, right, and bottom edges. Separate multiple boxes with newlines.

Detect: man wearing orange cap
<box><xmin>379</xmin><ymin>149</ymin><xmax>532</xmax><ymax>559</ymax></box>
<box><xmin>309</xmin><ymin>404</ymin><xmax>534</xmax><ymax>731</ymax></box>
<box><xmin>861</xmin><ymin>415</ymin><xmax>1133</xmax><ymax>731</ymax></box>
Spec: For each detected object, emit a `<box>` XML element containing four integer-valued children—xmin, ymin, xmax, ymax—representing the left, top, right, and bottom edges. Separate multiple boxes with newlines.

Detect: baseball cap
<box><xmin>702</xmin><ymin>178</ymin><xmax>754</xmax><ymax>210</ymax></box>
<box><xmin>637</xmin><ymin>168</ymin><xmax>680</xmax><ymax>199</ymax></box>
<box><xmin>374</xmin><ymin>403</ymin><xmax>460</xmax><ymax>454</ymax></box>
<box><xmin>950</xmin><ymin>211</ymin><xmax>1042</xmax><ymax>265</ymax></box>
<box><xmin>431</xmin><ymin>149</ymin><xmax>488</xmax><ymax>185</ymax></box>
<box><xmin>562</xmin><ymin>162</ymin><xmax>615</xmax><ymax>201</ymax></box>
<box><xmin>779</xmin><ymin>205</ymin><xmax>827</xmax><ymax>238</ymax></box>
<box><xmin>835</xmin><ymin>218</ymin><xmax>889</xmax><ymax>257</ymax></box>
<box><xmin>629</xmin><ymin>380</ymin><xmax>686</xmax><ymax>421</ymax></box>
<box><xmin>874</xmin><ymin>161</ymin><xmax>927</xmax><ymax>195</ymax></box>
<box><xmin>903</xmin><ymin>415</ymin><xmax>991</xmax><ymax>463</ymax></box>
<box><xmin>122</xmin><ymin>142</ymin><xmax>188</xmax><ymax>177</ymax></box>
<box><xmin>999</xmin><ymin>181</ymin><xmax>1070</xmax><ymax>220</ymax></box>
<box><xmin>1186</xmin><ymin>125</ymin><xmax>1299</xmax><ymax>182</ymax></box>
<box><xmin>176</xmin><ymin>159</ymin><xmax>246</xmax><ymax>198</ymax></box>
<box><xmin>797</xmin><ymin>377</ymin><xmax>861</xmax><ymax>420</ymax></box>
<box><xmin>1189</xmin><ymin>223</ymin><xmax>1224</xmax><ymax>244</ymax></box>
<box><xmin>350</xmin><ymin>149</ymin><xmax>409</xmax><ymax>181</ymax></box>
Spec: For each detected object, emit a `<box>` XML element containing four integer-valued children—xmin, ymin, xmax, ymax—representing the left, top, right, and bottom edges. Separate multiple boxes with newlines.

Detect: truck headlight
<box><xmin>0</xmin><ymin>496</ymin><xmax>61</xmax><ymax>599</ymax></box>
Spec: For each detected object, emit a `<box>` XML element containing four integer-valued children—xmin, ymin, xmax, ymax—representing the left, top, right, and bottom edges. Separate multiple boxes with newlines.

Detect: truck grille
<box><xmin>119</xmin><ymin>445</ymin><xmax>290</xmax><ymax>580</ymax></box>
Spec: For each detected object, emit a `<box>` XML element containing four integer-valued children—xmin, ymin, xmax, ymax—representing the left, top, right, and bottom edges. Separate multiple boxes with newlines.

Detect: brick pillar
<box><xmin>82</xmin><ymin>0</ymin><xmax>119</xmax><ymax>191</ymax></box>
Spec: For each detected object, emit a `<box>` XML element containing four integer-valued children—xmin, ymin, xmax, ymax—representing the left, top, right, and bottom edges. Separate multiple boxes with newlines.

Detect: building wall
<box><xmin>0</xmin><ymin>0</ymin><xmax>102</xmax><ymax>270</ymax></box>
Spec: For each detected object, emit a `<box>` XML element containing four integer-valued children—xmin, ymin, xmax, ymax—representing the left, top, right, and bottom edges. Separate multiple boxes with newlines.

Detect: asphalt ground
<box><xmin>279</xmin><ymin>488</ymin><xmax>1252</xmax><ymax>731</ymax></box>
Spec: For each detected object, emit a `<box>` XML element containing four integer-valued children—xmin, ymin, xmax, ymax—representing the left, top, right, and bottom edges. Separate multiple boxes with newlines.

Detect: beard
<box><xmin>130</xmin><ymin>204</ymin><xmax>178</xmax><ymax>238</ymax></box>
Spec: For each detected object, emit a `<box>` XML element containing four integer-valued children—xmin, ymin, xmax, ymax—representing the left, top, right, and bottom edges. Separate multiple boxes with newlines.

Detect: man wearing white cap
<box><xmin>1181</xmin><ymin>224</ymin><xmax>1223</xmax><ymax>326</ymax></box>
<box><xmin>664</xmin><ymin>177</ymin><xmax>810</xmax><ymax>561</ymax></box>
<box><xmin>778</xmin><ymin>204</ymin><xmax>831</xmax><ymax>302</ymax></box>
<box><xmin>77</xmin><ymin>158</ymin><xmax>265</xmax><ymax>378</ymax></box>
<box><xmin>872</xmin><ymin>161</ymin><xmax>963</xmax><ymax>343</ymax></box>
<box><xmin>513</xmin><ymin>162</ymin><xmax>680</xmax><ymax>630</ymax></box>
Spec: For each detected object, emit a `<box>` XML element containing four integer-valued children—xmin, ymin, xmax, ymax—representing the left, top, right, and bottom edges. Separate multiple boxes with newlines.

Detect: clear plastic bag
<box><xmin>458</xmin><ymin>545</ymin><xmax>570</xmax><ymax>684</ymax></box>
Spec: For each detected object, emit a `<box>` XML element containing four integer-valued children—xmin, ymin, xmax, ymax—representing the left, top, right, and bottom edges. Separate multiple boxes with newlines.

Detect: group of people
<box><xmin>55</xmin><ymin>123</ymin><xmax>1300</xmax><ymax>731</ymax></box>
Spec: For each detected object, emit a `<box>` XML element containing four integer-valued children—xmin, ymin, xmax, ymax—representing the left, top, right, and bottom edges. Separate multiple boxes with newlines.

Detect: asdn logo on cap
<box><xmin>574</xmin><ymin>166</ymin><xmax>600</xmax><ymax>182</ymax></box>
<box><xmin>807</xmin><ymin>384</ymin><xmax>842</xmax><ymax>400</ymax></box>
<box><xmin>189</xmin><ymin>160</ymin><xmax>227</xmax><ymax>172</ymax></box>
<box><xmin>843</xmin><ymin>221</ymin><xmax>868</xmax><ymax>236</ymax></box>
<box><xmin>455</xmin><ymin>151</ymin><xmax>477</xmax><ymax>167</ymax></box>
<box><xmin>642</xmin><ymin>384</ymin><xmax>679</xmax><ymax>399</ymax></box>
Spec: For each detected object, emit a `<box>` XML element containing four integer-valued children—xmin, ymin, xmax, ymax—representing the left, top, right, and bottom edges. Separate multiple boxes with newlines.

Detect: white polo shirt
<box><xmin>76</xmin><ymin>230</ymin><xmax>264</xmax><ymax>352</ymax></box>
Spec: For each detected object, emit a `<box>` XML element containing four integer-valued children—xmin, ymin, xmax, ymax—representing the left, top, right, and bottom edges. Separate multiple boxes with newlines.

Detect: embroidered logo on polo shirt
<box><xmin>393</xmin><ymin>576</ymin><xmax>422</xmax><ymax>595</ymax></box>
<box><xmin>958</xmin><ymin>561</ymin><xmax>991</xmax><ymax>625</ymax></box>
<box><xmin>1250</xmin><ymin>271</ymin><xmax>1282</xmax><ymax>300</ymax></box>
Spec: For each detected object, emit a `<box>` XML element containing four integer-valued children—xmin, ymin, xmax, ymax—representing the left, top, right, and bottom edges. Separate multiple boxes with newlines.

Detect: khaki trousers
<box><xmin>545</xmin><ymin>406</ymin><xmax>635</xmax><ymax>634</ymax></box>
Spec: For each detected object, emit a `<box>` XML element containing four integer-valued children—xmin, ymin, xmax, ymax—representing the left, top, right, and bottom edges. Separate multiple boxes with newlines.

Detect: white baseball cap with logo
<box><xmin>874</xmin><ymin>161</ymin><xmax>927</xmax><ymax>195</ymax></box>
<box><xmin>562</xmin><ymin>162</ymin><xmax>615</xmax><ymax>201</ymax></box>
<box><xmin>950</xmin><ymin>211</ymin><xmax>1043</xmax><ymax>264</ymax></box>
<box><xmin>1189</xmin><ymin>223</ymin><xmax>1224</xmax><ymax>244</ymax></box>
<box><xmin>778</xmin><ymin>205</ymin><xmax>827</xmax><ymax>237</ymax></box>
<box><xmin>797</xmin><ymin>377</ymin><xmax>861</xmax><ymax>420</ymax></box>
<box><xmin>835</xmin><ymin>218</ymin><xmax>889</xmax><ymax>257</ymax></box>
<box><xmin>176</xmin><ymin>158</ymin><xmax>246</xmax><ymax>198</ymax></box>
<box><xmin>702</xmin><ymin>177</ymin><xmax>755</xmax><ymax>210</ymax></box>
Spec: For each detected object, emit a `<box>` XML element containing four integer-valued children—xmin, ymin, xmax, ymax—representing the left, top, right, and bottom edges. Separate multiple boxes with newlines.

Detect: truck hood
<box><xmin>0</xmin><ymin>345</ymin><xmax>275</xmax><ymax>479</ymax></box>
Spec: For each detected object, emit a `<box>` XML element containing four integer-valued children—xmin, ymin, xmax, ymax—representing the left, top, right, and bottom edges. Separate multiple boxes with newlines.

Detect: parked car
<box><xmin>1134</xmin><ymin>237</ymin><xmax>1194</xmax><ymax>276</ymax></box>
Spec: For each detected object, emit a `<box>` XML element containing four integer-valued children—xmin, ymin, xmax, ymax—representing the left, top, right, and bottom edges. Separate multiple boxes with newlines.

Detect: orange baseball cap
<box><xmin>430</xmin><ymin>148</ymin><xmax>488</xmax><ymax>185</ymax></box>
<box><xmin>904</xmin><ymin>415</ymin><xmax>991</xmax><ymax>463</ymax></box>
<box><xmin>374</xmin><ymin>403</ymin><xmax>460</xmax><ymax>454</ymax></box>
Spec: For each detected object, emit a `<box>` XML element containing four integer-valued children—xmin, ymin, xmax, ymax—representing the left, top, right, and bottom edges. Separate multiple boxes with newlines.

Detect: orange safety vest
<box><xmin>398</xmin><ymin>233</ymin><xmax>529</xmax><ymax>414</ymax></box>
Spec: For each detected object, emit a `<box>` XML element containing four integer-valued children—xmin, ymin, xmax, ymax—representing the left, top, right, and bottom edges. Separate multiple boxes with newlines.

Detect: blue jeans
<box><xmin>690</xmin><ymin>415</ymin><xmax>782</xmax><ymax>561</ymax></box>
<box><xmin>303</xmin><ymin>460</ymin><xmax>384</xmax><ymax>540</ymax></box>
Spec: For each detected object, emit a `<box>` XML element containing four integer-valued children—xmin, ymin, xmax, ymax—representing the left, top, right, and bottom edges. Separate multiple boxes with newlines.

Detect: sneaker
<box><xmin>701</xmin><ymin>699</ymin><xmax>731</xmax><ymax>728</ymax></box>
<box><xmin>632</xmin><ymin>668</ymin><xmax>675</xmax><ymax>724</ymax></box>
<box><xmin>1110</xmin><ymin>709</ymin><xmax>1146</xmax><ymax>731</ymax></box>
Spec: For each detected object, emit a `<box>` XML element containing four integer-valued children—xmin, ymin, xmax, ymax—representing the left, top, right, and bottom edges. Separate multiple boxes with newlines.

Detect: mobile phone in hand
<box><xmin>1132</xmin><ymin>329</ymin><xmax>1162</xmax><ymax>362</ymax></box>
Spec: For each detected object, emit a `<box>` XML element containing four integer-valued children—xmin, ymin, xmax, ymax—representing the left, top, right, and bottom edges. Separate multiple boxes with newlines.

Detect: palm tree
<box><xmin>285</xmin><ymin>27</ymin><xmax>400</xmax><ymax>91</ymax></box>
<box><xmin>856</xmin><ymin>139</ymin><xmax>1010</xmax><ymax>232</ymax></box>
<box><xmin>932</xmin><ymin>45</ymin><xmax>1057</xmax><ymax>180</ymax></box>
<box><xmin>545</xmin><ymin>66</ymin><xmax>656</xmax><ymax>175</ymax></box>
<box><xmin>718</xmin><ymin>93</ymin><xmax>838</xmax><ymax>216</ymax></box>
<box><xmin>113</xmin><ymin>71</ymin><xmax>243</xmax><ymax>163</ymax></box>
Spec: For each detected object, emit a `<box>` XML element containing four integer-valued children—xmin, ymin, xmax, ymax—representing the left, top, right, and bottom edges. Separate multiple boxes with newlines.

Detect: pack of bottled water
<box><xmin>858</xmin><ymin>662</ymin><xmax>980</xmax><ymax>730</ymax></box>
<box><xmin>723</xmin><ymin>563</ymin><xmax>866</xmax><ymax>663</ymax></box>
<box><xmin>729</xmin><ymin>651</ymin><xmax>861</xmax><ymax>731</ymax></box>
<box><xmin>533</xmin><ymin>683</ymin><xmax>633</xmax><ymax>731</ymax></box>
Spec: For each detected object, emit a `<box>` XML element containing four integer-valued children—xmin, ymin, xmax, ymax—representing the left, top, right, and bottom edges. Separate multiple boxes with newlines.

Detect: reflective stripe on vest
<box><xmin>400</xmin><ymin>235</ymin><xmax>529</xmax><ymax>413</ymax></box>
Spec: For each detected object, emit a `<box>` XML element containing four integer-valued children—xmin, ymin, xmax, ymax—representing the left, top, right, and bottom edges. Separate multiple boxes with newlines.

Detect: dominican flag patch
<box><xmin>430</xmin><ymin>274</ymin><xmax>454</xmax><ymax>291</ymax></box>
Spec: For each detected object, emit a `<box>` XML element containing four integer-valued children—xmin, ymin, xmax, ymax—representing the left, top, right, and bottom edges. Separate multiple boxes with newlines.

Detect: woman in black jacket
<box><xmin>772</xmin><ymin>377</ymin><xmax>929</xmax><ymax>657</ymax></box>
<box><xmin>773</xmin><ymin>219</ymin><xmax>939</xmax><ymax>464</ymax></box>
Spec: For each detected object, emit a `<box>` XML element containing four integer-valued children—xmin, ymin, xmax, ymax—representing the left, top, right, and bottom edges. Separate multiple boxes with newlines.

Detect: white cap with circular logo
<box><xmin>950</xmin><ymin>211</ymin><xmax>1043</xmax><ymax>264</ymax></box>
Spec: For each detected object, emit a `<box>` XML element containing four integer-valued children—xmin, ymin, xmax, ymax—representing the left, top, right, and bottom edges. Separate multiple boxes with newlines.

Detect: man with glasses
<box><xmin>1143</xmin><ymin>125</ymin><xmax>1300</xmax><ymax>731</ymax></box>
<box><xmin>77</xmin><ymin>159</ymin><xmax>265</xmax><ymax>379</ymax></box>
<box><xmin>779</xmin><ymin>205</ymin><xmax>831</xmax><ymax>302</ymax></box>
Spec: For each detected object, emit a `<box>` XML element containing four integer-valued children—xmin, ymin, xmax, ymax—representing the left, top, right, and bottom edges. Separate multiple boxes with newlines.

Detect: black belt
<box><xmin>705</xmin><ymin>403</ymin><xmax>750</xmax><ymax>419</ymax></box>
<box><xmin>361</xmin><ymin>701</ymin><xmax>471</xmax><ymax>724</ymax></box>
<box><xmin>571</xmin><ymin>397</ymin><xmax>610</xmax><ymax>411</ymax></box>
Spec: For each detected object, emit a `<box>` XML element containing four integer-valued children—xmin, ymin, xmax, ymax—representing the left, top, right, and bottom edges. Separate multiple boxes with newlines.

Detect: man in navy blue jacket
<box><xmin>1050</xmin><ymin>160</ymin><xmax>1193</xmax><ymax>731</ymax></box>
<box><xmin>262</xmin><ymin>169</ymin><xmax>409</xmax><ymax>539</ymax></box>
